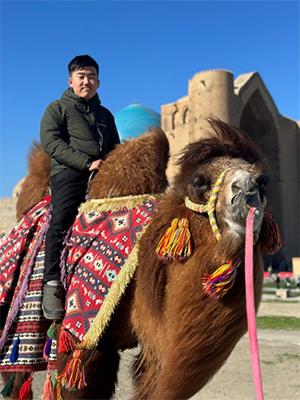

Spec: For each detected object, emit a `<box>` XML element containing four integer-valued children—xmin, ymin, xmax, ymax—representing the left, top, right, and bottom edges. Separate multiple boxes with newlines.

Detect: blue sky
<box><xmin>1</xmin><ymin>0</ymin><xmax>299</xmax><ymax>197</ymax></box>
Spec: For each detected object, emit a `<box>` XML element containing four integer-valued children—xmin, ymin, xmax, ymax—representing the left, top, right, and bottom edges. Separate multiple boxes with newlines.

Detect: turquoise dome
<box><xmin>114</xmin><ymin>103</ymin><xmax>161</xmax><ymax>141</ymax></box>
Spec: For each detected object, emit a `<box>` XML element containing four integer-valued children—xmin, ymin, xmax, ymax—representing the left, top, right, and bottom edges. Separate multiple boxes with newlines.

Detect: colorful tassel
<box><xmin>202</xmin><ymin>259</ymin><xmax>240</xmax><ymax>299</ymax></box>
<box><xmin>47</xmin><ymin>322</ymin><xmax>58</xmax><ymax>340</ymax></box>
<box><xmin>10</xmin><ymin>335</ymin><xmax>20</xmax><ymax>363</ymax></box>
<box><xmin>43</xmin><ymin>337</ymin><xmax>52</xmax><ymax>361</ymax></box>
<box><xmin>1</xmin><ymin>374</ymin><xmax>15</xmax><ymax>397</ymax></box>
<box><xmin>61</xmin><ymin>349</ymin><xmax>86</xmax><ymax>390</ymax></box>
<box><xmin>53</xmin><ymin>374</ymin><xmax>63</xmax><ymax>400</ymax></box>
<box><xmin>58</xmin><ymin>327</ymin><xmax>76</xmax><ymax>353</ymax></box>
<box><xmin>18</xmin><ymin>375</ymin><xmax>33</xmax><ymax>400</ymax></box>
<box><xmin>156</xmin><ymin>217</ymin><xmax>192</xmax><ymax>261</ymax></box>
<box><xmin>41</xmin><ymin>370</ymin><xmax>54</xmax><ymax>400</ymax></box>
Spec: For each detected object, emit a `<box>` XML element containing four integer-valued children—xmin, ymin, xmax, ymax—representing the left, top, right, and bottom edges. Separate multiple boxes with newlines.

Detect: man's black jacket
<box><xmin>40</xmin><ymin>88</ymin><xmax>120</xmax><ymax>176</ymax></box>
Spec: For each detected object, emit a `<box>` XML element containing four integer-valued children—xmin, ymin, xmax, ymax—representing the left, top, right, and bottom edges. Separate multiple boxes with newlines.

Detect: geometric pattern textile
<box><xmin>62</xmin><ymin>195</ymin><xmax>158</xmax><ymax>343</ymax></box>
<box><xmin>0</xmin><ymin>196</ymin><xmax>56</xmax><ymax>371</ymax></box>
<box><xmin>0</xmin><ymin>194</ymin><xmax>159</xmax><ymax>372</ymax></box>
<box><xmin>0</xmin><ymin>196</ymin><xmax>51</xmax><ymax>307</ymax></box>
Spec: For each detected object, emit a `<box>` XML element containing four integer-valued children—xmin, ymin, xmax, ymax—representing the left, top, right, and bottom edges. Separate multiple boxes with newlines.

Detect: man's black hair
<box><xmin>68</xmin><ymin>55</ymin><xmax>99</xmax><ymax>76</ymax></box>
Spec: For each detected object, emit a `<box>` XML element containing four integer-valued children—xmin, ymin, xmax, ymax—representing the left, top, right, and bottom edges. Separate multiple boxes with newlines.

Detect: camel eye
<box><xmin>191</xmin><ymin>174</ymin><xmax>211</xmax><ymax>194</ymax></box>
<box><xmin>256</xmin><ymin>174</ymin><xmax>269</xmax><ymax>198</ymax></box>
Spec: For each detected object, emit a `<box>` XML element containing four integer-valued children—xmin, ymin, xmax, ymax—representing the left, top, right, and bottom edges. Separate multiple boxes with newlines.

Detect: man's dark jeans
<box><xmin>44</xmin><ymin>168</ymin><xmax>89</xmax><ymax>282</ymax></box>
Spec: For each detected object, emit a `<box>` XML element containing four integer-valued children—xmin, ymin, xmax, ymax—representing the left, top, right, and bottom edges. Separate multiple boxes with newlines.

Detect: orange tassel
<box><xmin>18</xmin><ymin>375</ymin><xmax>33</xmax><ymax>400</ymax></box>
<box><xmin>156</xmin><ymin>217</ymin><xmax>192</xmax><ymax>261</ymax></box>
<box><xmin>42</xmin><ymin>370</ymin><xmax>53</xmax><ymax>400</ymax></box>
<box><xmin>61</xmin><ymin>349</ymin><xmax>86</xmax><ymax>390</ymax></box>
<box><xmin>58</xmin><ymin>327</ymin><xmax>76</xmax><ymax>353</ymax></box>
<box><xmin>53</xmin><ymin>374</ymin><xmax>63</xmax><ymax>400</ymax></box>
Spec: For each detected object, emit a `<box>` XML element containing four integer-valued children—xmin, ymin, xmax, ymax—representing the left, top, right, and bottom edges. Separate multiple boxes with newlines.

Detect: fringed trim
<box><xmin>1</xmin><ymin>374</ymin><xmax>15</xmax><ymax>397</ymax></box>
<box><xmin>60</xmin><ymin>349</ymin><xmax>86</xmax><ymax>390</ymax></box>
<box><xmin>155</xmin><ymin>217</ymin><xmax>192</xmax><ymax>261</ymax></box>
<box><xmin>202</xmin><ymin>259</ymin><xmax>240</xmax><ymax>299</ymax></box>
<box><xmin>41</xmin><ymin>370</ymin><xmax>54</xmax><ymax>400</ymax></box>
<box><xmin>18</xmin><ymin>374</ymin><xmax>33</xmax><ymax>400</ymax></box>
<box><xmin>79</xmin><ymin>194</ymin><xmax>161</xmax><ymax>213</ymax></box>
<box><xmin>79</xmin><ymin>232</ymin><xmax>143</xmax><ymax>350</ymax></box>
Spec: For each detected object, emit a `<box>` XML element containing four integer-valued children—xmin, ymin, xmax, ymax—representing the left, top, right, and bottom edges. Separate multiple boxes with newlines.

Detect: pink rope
<box><xmin>245</xmin><ymin>207</ymin><xmax>264</xmax><ymax>400</ymax></box>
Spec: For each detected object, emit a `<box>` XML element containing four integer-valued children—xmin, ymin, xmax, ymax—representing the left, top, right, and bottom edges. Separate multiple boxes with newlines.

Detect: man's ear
<box><xmin>259</xmin><ymin>209</ymin><xmax>282</xmax><ymax>255</ymax></box>
<box><xmin>68</xmin><ymin>77</ymin><xmax>73</xmax><ymax>88</ymax></box>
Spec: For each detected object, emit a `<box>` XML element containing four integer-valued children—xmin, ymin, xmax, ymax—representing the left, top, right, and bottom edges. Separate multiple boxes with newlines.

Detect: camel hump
<box><xmin>89</xmin><ymin>128</ymin><xmax>169</xmax><ymax>198</ymax></box>
<box><xmin>16</xmin><ymin>143</ymin><xmax>50</xmax><ymax>220</ymax></box>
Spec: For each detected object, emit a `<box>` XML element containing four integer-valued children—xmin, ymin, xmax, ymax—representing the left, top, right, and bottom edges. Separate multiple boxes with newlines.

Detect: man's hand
<box><xmin>88</xmin><ymin>159</ymin><xmax>103</xmax><ymax>171</ymax></box>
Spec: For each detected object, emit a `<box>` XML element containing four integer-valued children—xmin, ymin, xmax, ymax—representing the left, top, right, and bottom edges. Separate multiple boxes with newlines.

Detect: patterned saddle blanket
<box><xmin>0</xmin><ymin>194</ymin><xmax>159</xmax><ymax>372</ymax></box>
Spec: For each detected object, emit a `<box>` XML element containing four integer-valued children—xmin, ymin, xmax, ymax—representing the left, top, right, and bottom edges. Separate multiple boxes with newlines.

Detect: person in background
<box><xmin>40</xmin><ymin>55</ymin><xmax>120</xmax><ymax>320</ymax></box>
<box><xmin>276</xmin><ymin>273</ymin><xmax>280</xmax><ymax>289</ymax></box>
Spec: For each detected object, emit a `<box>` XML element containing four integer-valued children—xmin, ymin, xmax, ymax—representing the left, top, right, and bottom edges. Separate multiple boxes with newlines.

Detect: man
<box><xmin>40</xmin><ymin>55</ymin><xmax>120</xmax><ymax>320</ymax></box>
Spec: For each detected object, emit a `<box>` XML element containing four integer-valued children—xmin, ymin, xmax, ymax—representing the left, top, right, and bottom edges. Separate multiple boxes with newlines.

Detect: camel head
<box><xmin>175</xmin><ymin>118</ymin><xmax>269</xmax><ymax>247</ymax></box>
<box><xmin>217</xmin><ymin>165</ymin><xmax>268</xmax><ymax>240</ymax></box>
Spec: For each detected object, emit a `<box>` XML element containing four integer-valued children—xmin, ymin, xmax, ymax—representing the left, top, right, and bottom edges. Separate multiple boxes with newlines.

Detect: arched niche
<box><xmin>173</xmin><ymin>110</ymin><xmax>182</xmax><ymax>127</ymax></box>
<box><xmin>183</xmin><ymin>108</ymin><xmax>190</xmax><ymax>124</ymax></box>
<box><xmin>240</xmin><ymin>90</ymin><xmax>283</xmax><ymax>238</ymax></box>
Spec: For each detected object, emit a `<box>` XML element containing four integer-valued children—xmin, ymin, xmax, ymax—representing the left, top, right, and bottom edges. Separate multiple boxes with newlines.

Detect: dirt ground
<box><xmin>1</xmin><ymin>299</ymin><xmax>300</xmax><ymax>400</ymax></box>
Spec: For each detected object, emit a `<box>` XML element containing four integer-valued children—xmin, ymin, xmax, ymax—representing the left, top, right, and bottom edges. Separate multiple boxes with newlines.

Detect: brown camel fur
<box><xmin>5</xmin><ymin>121</ymin><xmax>280</xmax><ymax>399</ymax></box>
<box><xmin>16</xmin><ymin>142</ymin><xmax>50</xmax><ymax>220</ymax></box>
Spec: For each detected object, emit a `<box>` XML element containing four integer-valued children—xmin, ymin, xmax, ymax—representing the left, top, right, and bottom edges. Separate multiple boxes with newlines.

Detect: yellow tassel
<box><xmin>156</xmin><ymin>217</ymin><xmax>192</xmax><ymax>261</ymax></box>
<box><xmin>54</xmin><ymin>374</ymin><xmax>63</xmax><ymax>400</ymax></box>
<box><xmin>155</xmin><ymin>218</ymin><xmax>179</xmax><ymax>258</ymax></box>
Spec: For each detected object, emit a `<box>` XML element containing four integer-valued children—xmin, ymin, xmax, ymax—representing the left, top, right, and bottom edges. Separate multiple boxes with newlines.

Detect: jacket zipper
<box><xmin>86</xmin><ymin>105</ymin><xmax>103</xmax><ymax>153</ymax></box>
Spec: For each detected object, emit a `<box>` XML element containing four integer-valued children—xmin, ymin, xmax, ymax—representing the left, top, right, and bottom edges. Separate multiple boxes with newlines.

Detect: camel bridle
<box><xmin>184</xmin><ymin>170</ymin><xmax>227</xmax><ymax>241</ymax></box>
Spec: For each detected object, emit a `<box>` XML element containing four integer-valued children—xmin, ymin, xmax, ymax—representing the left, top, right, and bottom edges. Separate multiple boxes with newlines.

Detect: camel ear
<box><xmin>259</xmin><ymin>209</ymin><xmax>282</xmax><ymax>255</ymax></box>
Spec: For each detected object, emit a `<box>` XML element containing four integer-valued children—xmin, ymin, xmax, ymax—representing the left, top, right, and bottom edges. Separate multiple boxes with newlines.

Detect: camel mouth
<box><xmin>220</xmin><ymin>169</ymin><xmax>266</xmax><ymax>239</ymax></box>
<box><xmin>224</xmin><ymin>188</ymin><xmax>265</xmax><ymax>240</ymax></box>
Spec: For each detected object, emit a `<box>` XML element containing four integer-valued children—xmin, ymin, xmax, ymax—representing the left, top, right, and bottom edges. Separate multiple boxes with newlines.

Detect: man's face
<box><xmin>68</xmin><ymin>66</ymin><xmax>99</xmax><ymax>100</ymax></box>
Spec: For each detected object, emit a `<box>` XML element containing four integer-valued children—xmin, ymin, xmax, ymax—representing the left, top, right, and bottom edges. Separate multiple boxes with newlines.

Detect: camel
<box><xmin>0</xmin><ymin>119</ymin><xmax>281</xmax><ymax>399</ymax></box>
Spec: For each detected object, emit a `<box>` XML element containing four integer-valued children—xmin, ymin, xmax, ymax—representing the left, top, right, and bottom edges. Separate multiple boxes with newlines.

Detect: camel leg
<box><xmin>133</xmin><ymin>289</ymin><xmax>247</xmax><ymax>399</ymax></box>
<box><xmin>137</xmin><ymin>340</ymin><xmax>232</xmax><ymax>400</ymax></box>
<box><xmin>58</xmin><ymin>345</ymin><xmax>120</xmax><ymax>400</ymax></box>
<box><xmin>143</xmin><ymin>316</ymin><xmax>245</xmax><ymax>400</ymax></box>
<box><xmin>131</xmin><ymin>349</ymin><xmax>159</xmax><ymax>400</ymax></box>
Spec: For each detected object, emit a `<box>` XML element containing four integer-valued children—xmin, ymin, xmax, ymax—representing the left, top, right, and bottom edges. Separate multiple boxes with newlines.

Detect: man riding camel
<box><xmin>40</xmin><ymin>55</ymin><xmax>120</xmax><ymax>320</ymax></box>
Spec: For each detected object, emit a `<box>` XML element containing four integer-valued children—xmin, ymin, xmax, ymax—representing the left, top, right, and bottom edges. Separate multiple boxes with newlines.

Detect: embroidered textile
<box><xmin>0</xmin><ymin>195</ymin><xmax>158</xmax><ymax>371</ymax></box>
<box><xmin>0</xmin><ymin>197</ymin><xmax>56</xmax><ymax>371</ymax></box>
<box><xmin>62</xmin><ymin>195</ymin><xmax>157</xmax><ymax>341</ymax></box>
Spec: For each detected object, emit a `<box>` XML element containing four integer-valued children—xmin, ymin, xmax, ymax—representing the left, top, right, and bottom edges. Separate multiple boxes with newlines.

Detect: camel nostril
<box><xmin>245</xmin><ymin>191</ymin><xmax>260</xmax><ymax>208</ymax></box>
<box><xmin>231</xmin><ymin>194</ymin><xmax>237</xmax><ymax>205</ymax></box>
